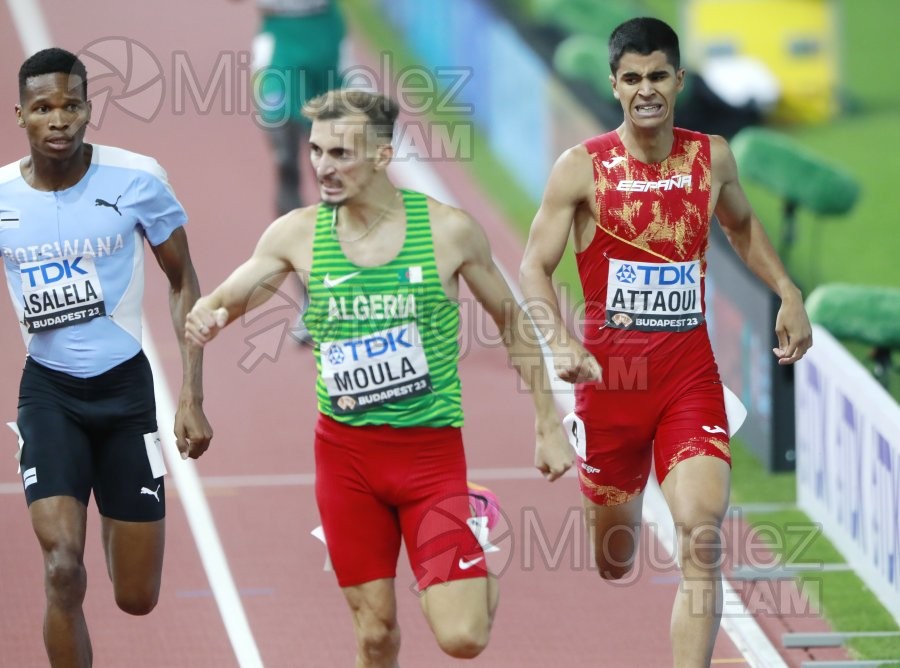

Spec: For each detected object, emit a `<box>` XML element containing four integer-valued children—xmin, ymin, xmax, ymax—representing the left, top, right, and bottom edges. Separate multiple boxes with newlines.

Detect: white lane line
<box><xmin>143</xmin><ymin>323</ymin><xmax>263</xmax><ymax>668</ymax></box>
<box><xmin>5</xmin><ymin>0</ymin><xmax>51</xmax><ymax>54</ymax></box>
<box><xmin>198</xmin><ymin>467</ymin><xmax>552</xmax><ymax>489</ymax></box>
<box><xmin>389</xmin><ymin>152</ymin><xmax>787</xmax><ymax>668</ymax></box>
<box><xmin>4</xmin><ymin>3</ymin><xmax>262</xmax><ymax>664</ymax></box>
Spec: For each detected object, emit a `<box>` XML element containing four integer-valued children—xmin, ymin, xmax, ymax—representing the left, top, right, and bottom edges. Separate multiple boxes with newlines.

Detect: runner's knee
<box><xmin>672</xmin><ymin>502</ymin><xmax>726</xmax><ymax>570</ymax></box>
<box><xmin>677</xmin><ymin>521</ymin><xmax>723</xmax><ymax>572</ymax></box>
<box><xmin>44</xmin><ymin>549</ymin><xmax>87</xmax><ymax>609</ymax></box>
<box><xmin>433</xmin><ymin>618</ymin><xmax>490</xmax><ymax>659</ymax></box>
<box><xmin>593</xmin><ymin>524</ymin><xmax>639</xmax><ymax>580</ymax></box>
<box><xmin>355</xmin><ymin>618</ymin><xmax>400</xmax><ymax>664</ymax></box>
<box><xmin>595</xmin><ymin>559</ymin><xmax>635</xmax><ymax>581</ymax></box>
<box><xmin>114</xmin><ymin>581</ymin><xmax>160</xmax><ymax>616</ymax></box>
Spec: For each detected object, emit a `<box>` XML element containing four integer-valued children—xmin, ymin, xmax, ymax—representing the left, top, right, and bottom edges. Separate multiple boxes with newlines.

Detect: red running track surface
<box><xmin>0</xmin><ymin>1</ymin><xmax>848</xmax><ymax>666</ymax></box>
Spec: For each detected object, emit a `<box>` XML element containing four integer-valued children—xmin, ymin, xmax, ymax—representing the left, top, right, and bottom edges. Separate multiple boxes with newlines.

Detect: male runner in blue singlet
<box><xmin>1</xmin><ymin>48</ymin><xmax>213</xmax><ymax>667</ymax></box>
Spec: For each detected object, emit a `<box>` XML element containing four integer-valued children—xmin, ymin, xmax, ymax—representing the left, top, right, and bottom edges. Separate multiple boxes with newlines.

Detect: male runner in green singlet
<box><xmin>186</xmin><ymin>89</ymin><xmax>572</xmax><ymax>667</ymax></box>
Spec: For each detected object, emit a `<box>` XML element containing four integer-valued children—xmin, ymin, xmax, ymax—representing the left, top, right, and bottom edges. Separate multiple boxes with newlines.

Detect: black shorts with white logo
<box><xmin>16</xmin><ymin>351</ymin><xmax>165</xmax><ymax>522</ymax></box>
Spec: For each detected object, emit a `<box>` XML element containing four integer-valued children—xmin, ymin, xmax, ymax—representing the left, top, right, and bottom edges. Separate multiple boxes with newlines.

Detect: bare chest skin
<box><xmin>333</xmin><ymin>213</ymin><xmax>406</xmax><ymax>269</ymax></box>
<box><xmin>289</xmin><ymin>202</ymin><xmax>463</xmax><ymax>301</ymax></box>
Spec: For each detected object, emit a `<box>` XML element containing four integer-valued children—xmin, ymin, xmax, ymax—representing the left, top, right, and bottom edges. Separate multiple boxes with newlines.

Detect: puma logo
<box><xmin>95</xmin><ymin>195</ymin><xmax>123</xmax><ymax>216</ymax></box>
<box><xmin>140</xmin><ymin>484</ymin><xmax>161</xmax><ymax>502</ymax></box>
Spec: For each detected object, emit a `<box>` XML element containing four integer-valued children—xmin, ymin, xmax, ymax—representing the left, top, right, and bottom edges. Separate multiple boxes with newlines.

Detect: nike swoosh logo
<box><xmin>702</xmin><ymin>425</ymin><xmax>727</xmax><ymax>435</ymax></box>
<box><xmin>458</xmin><ymin>556</ymin><xmax>484</xmax><ymax>570</ymax></box>
<box><xmin>323</xmin><ymin>271</ymin><xmax>361</xmax><ymax>289</ymax></box>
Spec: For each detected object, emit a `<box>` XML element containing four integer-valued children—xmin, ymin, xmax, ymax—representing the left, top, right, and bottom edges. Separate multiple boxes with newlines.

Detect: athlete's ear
<box><xmin>676</xmin><ymin>68</ymin><xmax>686</xmax><ymax>93</ymax></box>
<box><xmin>609</xmin><ymin>75</ymin><xmax>620</xmax><ymax>100</ymax></box>
<box><xmin>374</xmin><ymin>142</ymin><xmax>393</xmax><ymax>170</ymax></box>
<box><xmin>15</xmin><ymin>105</ymin><xmax>25</xmax><ymax>127</ymax></box>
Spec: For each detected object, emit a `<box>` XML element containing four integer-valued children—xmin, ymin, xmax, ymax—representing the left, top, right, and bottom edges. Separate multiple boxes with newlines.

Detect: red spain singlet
<box><xmin>576</xmin><ymin>128</ymin><xmax>719</xmax><ymax>415</ymax></box>
<box><xmin>571</xmin><ymin>129</ymin><xmax>730</xmax><ymax>501</ymax></box>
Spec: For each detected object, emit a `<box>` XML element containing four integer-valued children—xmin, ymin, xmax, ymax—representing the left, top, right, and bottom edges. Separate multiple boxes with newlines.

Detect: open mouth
<box><xmin>46</xmin><ymin>136</ymin><xmax>72</xmax><ymax>149</ymax></box>
<box><xmin>320</xmin><ymin>182</ymin><xmax>343</xmax><ymax>194</ymax></box>
<box><xmin>634</xmin><ymin>104</ymin><xmax>663</xmax><ymax>116</ymax></box>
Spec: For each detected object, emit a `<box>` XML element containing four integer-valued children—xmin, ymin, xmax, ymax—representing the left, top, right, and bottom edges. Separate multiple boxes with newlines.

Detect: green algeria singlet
<box><xmin>305</xmin><ymin>190</ymin><xmax>463</xmax><ymax>427</ymax></box>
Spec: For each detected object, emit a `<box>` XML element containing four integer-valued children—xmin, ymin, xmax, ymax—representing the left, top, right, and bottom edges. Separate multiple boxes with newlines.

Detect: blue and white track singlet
<box><xmin>0</xmin><ymin>144</ymin><xmax>187</xmax><ymax>377</ymax></box>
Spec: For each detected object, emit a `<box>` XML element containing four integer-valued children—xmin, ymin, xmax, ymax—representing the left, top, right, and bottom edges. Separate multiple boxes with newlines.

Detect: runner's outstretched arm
<box><xmin>456</xmin><ymin>210</ymin><xmax>573</xmax><ymax>481</ymax></box>
<box><xmin>186</xmin><ymin>214</ymin><xmax>297</xmax><ymax>346</ymax></box>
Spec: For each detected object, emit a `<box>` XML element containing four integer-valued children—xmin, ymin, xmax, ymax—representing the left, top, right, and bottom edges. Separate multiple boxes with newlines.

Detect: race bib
<box><xmin>20</xmin><ymin>255</ymin><xmax>106</xmax><ymax>333</ymax></box>
<box><xmin>320</xmin><ymin>321</ymin><xmax>432</xmax><ymax>414</ymax></box>
<box><xmin>606</xmin><ymin>258</ymin><xmax>703</xmax><ymax>332</ymax></box>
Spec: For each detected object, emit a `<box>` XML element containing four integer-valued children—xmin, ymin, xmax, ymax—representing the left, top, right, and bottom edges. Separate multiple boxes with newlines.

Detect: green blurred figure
<box><xmin>246</xmin><ymin>0</ymin><xmax>346</xmax><ymax>215</ymax></box>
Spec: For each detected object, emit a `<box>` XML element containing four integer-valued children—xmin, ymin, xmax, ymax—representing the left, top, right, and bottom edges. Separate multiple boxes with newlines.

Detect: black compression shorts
<box><xmin>16</xmin><ymin>351</ymin><xmax>165</xmax><ymax>521</ymax></box>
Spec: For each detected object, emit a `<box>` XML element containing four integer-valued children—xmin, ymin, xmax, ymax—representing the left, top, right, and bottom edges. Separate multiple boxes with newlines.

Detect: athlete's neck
<box><xmin>339</xmin><ymin>179</ymin><xmax>401</xmax><ymax>229</ymax></box>
<box><xmin>24</xmin><ymin>142</ymin><xmax>93</xmax><ymax>192</ymax></box>
<box><xmin>617</xmin><ymin>124</ymin><xmax>675</xmax><ymax>164</ymax></box>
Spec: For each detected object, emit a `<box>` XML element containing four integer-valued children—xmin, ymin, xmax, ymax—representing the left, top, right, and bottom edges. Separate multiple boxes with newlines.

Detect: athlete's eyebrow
<box><xmin>620</xmin><ymin>68</ymin><xmax>670</xmax><ymax>79</ymax></box>
<box><xmin>26</xmin><ymin>92</ymin><xmax>84</xmax><ymax>107</ymax></box>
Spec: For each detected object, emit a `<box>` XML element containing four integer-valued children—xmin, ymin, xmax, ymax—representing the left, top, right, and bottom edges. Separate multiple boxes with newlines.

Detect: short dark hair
<box><xmin>303</xmin><ymin>89</ymin><xmax>400</xmax><ymax>141</ymax></box>
<box><xmin>19</xmin><ymin>48</ymin><xmax>88</xmax><ymax>100</ymax></box>
<box><xmin>608</xmin><ymin>17</ymin><xmax>680</xmax><ymax>75</ymax></box>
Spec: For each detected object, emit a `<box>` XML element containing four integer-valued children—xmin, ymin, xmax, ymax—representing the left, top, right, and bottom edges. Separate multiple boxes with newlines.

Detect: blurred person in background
<box><xmin>233</xmin><ymin>0</ymin><xmax>346</xmax><ymax>343</ymax></box>
<box><xmin>238</xmin><ymin>0</ymin><xmax>346</xmax><ymax>215</ymax></box>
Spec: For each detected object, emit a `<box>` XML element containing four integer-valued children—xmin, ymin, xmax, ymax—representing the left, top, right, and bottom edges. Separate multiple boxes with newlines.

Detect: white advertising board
<box><xmin>796</xmin><ymin>325</ymin><xmax>900</xmax><ymax>623</ymax></box>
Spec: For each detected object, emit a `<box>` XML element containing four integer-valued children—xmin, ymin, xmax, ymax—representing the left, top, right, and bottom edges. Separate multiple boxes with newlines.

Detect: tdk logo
<box><xmin>635</xmin><ymin>264</ymin><xmax>697</xmax><ymax>285</ymax></box>
<box><xmin>335</xmin><ymin>327</ymin><xmax>413</xmax><ymax>364</ymax></box>
<box><xmin>617</xmin><ymin>175</ymin><xmax>692</xmax><ymax>192</ymax></box>
<box><xmin>21</xmin><ymin>257</ymin><xmax>88</xmax><ymax>287</ymax></box>
<box><xmin>615</xmin><ymin>264</ymin><xmax>637</xmax><ymax>284</ymax></box>
<box><xmin>326</xmin><ymin>344</ymin><xmax>345</xmax><ymax>366</ymax></box>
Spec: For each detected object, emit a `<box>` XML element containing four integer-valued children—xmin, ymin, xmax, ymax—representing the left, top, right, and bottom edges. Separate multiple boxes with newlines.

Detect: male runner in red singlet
<box><xmin>519</xmin><ymin>17</ymin><xmax>812</xmax><ymax>668</ymax></box>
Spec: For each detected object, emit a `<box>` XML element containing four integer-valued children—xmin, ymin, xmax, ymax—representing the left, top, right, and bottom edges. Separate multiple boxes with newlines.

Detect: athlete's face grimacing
<box><xmin>610</xmin><ymin>50</ymin><xmax>684</xmax><ymax>130</ymax></box>
<box><xmin>309</xmin><ymin>114</ymin><xmax>391</xmax><ymax>206</ymax></box>
<box><xmin>16</xmin><ymin>73</ymin><xmax>91</xmax><ymax>162</ymax></box>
